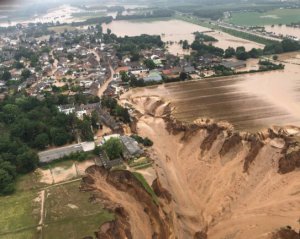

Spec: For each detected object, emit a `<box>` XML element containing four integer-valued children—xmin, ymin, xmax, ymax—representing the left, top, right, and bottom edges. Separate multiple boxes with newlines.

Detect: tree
<box><xmin>50</xmin><ymin>128</ymin><xmax>69</xmax><ymax>146</ymax></box>
<box><xmin>16</xmin><ymin>151</ymin><xmax>38</xmax><ymax>174</ymax></box>
<box><xmin>67</xmin><ymin>53</ymin><xmax>74</xmax><ymax>62</ymax></box>
<box><xmin>78</xmin><ymin>119</ymin><xmax>94</xmax><ymax>141</ymax></box>
<box><xmin>13</xmin><ymin>61</ymin><xmax>24</xmax><ymax>69</ymax></box>
<box><xmin>107</xmin><ymin>28</ymin><xmax>111</xmax><ymax>35</ymax></box>
<box><xmin>120</xmin><ymin>71</ymin><xmax>130</xmax><ymax>82</ymax></box>
<box><xmin>179</xmin><ymin>72</ymin><xmax>188</xmax><ymax>81</ymax></box>
<box><xmin>114</xmin><ymin>105</ymin><xmax>130</xmax><ymax>123</ymax></box>
<box><xmin>281</xmin><ymin>39</ymin><xmax>300</xmax><ymax>52</ymax></box>
<box><xmin>102</xmin><ymin>138</ymin><xmax>123</xmax><ymax>160</ymax></box>
<box><xmin>2</xmin><ymin>104</ymin><xmax>20</xmax><ymax>123</ymax></box>
<box><xmin>236</xmin><ymin>46</ymin><xmax>249</xmax><ymax>60</ymax></box>
<box><xmin>224</xmin><ymin>47</ymin><xmax>235</xmax><ymax>58</ymax></box>
<box><xmin>21</xmin><ymin>68</ymin><xmax>31</xmax><ymax>80</ymax></box>
<box><xmin>33</xmin><ymin>133</ymin><xmax>49</xmax><ymax>150</ymax></box>
<box><xmin>182</xmin><ymin>40</ymin><xmax>189</xmax><ymax>49</ymax></box>
<box><xmin>2</xmin><ymin>70</ymin><xmax>11</xmax><ymax>81</ymax></box>
<box><xmin>130</xmin><ymin>52</ymin><xmax>140</xmax><ymax>61</ymax></box>
<box><xmin>91</xmin><ymin>111</ymin><xmax>99</xmax><ymax>129</ymax></box>
<box><xmin>144</xmin><ymin>59</ymin><xmax>156</xmax><ymax>70</ymax></box>
<box><xmin>248</xmin><ymin>48</ymin><xmax>261</xmax><ymax>58</ymax></box>
<box><xmin>0</xmin><ymin>169</ymin><xmax>15</xmax><ymax>195</ymax></box>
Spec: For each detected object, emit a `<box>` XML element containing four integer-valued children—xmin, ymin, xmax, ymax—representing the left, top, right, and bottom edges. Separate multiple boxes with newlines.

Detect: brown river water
<box><xmin>129</xmin><ymin>52</ymin><xmax>300</xmax><ymax>132</ymax></box>
<box><xmin>102</xmin><ymin>19</ymin><xmax>263</xmax><ymax>55</ymax></box>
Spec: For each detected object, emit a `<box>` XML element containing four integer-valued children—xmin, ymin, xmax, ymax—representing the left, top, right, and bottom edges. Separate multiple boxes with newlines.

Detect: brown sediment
<box><xmin>152</xmin><ymin>178</ymin><xmax>172</xmax><ymax>204</ymax></box>
<box><xmin>243</xmin><ymin>136</ymin><xmax>264</xmax><ymax>173</ymax></box>
<box><xmin>271</xmin><ymin>226</ymin><xmax>300</xmax><ymax>239</ymax></box>
<box><xmin>117</xmin><ymin>93</ymin><xmax>300</xmax><ymax>239</ymax></box>
<box><xmin>81</xmin><ymin>166</ymin><xmax>171</xmax><ymax>239</ymax></box>
<box><xmin>278</xmin><ymin>149</ymin><xmax>300</xmax><ymax>174</ymax></box>
<box><xmin>219</xmin><ymin>133</ymin><xmax>242</xmax><ymax>157</ymax></box>
<box><xmin>200</xmin><ymin>124</ymin><xmax>224</xmax><ymax>152</ymax></box>
<box><xmin>95</xmin><ymin>207</ymin><xmax>132</xmax><ymax>239</ymax></box>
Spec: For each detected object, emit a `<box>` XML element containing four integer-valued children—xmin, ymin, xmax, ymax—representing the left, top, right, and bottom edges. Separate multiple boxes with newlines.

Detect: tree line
<box><xmin>0</xmin><ymin>94</ymin><xmax>98</xmax><ymax>195</ymax></box>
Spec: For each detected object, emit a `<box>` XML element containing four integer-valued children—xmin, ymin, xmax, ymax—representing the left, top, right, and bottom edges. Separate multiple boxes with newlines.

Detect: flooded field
<box><xmin>128</xmin><ymin>52</ymin><xmax>300</xmax><ymax>132</ymax></box>
<box><xmin>264</xmin><ymin>25</ymin><xmax>300</xmax><ymax>39</ymax></box>
<box><xmin>102</xmin><ymin>19</ymin><xmax>263</xmax><ymax>55</ymax></box>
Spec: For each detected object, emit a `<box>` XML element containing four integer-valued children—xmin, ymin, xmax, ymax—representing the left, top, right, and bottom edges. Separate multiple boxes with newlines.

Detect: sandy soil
<box><xmin>38</xmin><ymin>160</ymin><xmax>96</xmax><ymax>185</ymax></box>
<box><xmin>120</xmin><ymin>92</ymin><xmax>300</xmax><ymax>239</ymax></box>
<box><xmin>134</xmin><ymin>167</ymin><xmax>157</xmax><ymax>186</ymax></box>
<box><xmin>51</xmin><ymin>164</ymin><xmax>78</xmax><ymax>183</ymax></box>
<box><xmin>39</xmin><ymin>168</ymin><xmax>54</xmax><ymax>185</ymax></box>
<box><xmin>76</xmin><ymin>160</ymin><xmax>95</xmax><ymax>176</ymax></box>
<box><xmin>89</xmin><ymin>169</ymin><xmax>154</xmax><ymax>239</ymax></box>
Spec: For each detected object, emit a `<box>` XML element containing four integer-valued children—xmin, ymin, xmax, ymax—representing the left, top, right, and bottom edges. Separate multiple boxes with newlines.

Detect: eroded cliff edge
<box><xmin>82</xmin><ymin>94</ymin><xmax>300</xmax><ymax>239</ymax></box>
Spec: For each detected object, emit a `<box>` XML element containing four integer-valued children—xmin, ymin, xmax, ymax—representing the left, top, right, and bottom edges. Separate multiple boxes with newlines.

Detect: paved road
<box><xmin>38</xmin><ymin>144</ymin><xmax>83</xmax><ymax>163</ymax></box>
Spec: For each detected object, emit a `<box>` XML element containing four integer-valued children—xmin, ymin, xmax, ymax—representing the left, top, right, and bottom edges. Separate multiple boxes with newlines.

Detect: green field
<box><xmin>0</xmin><ymin>162</ymin><xmax>113</xmax><ymax>239</ymax></box>
<box><xmin>228</xmin><ymin>8</ymin><xmax>300</xmax><ymax>26</ymax></box>
<box><xmin>0</xmin><ymin>191</ymin><xmax>41</xmax><ymax>236</ymax></box>
<box><xmin>43</xmin><ymin>182</ymin><xmax>114</xmax><ymax>239</ymax></box>
<box><xmin>72</xmin><ymin>12</ymin><xmax>107</xmax><ymax>21</ymax></box>
<box><xmin>176</xmin><ymin>14</ymin><xmax>275</xmax><ymax>45</ymax></box>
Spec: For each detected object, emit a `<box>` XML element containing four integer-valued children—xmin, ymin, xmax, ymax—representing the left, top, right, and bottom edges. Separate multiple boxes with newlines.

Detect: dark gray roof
<box><xmin>120</xmin><ymin>136</ymin><xmax>143</xmax><ymax>156</ymax></box>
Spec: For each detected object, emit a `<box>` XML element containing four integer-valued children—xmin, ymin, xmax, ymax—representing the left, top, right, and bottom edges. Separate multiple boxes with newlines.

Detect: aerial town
<box><xmin>0</xmin><ymin>0</ymin><xmax>300</xmax><ymax>239</ymax></box>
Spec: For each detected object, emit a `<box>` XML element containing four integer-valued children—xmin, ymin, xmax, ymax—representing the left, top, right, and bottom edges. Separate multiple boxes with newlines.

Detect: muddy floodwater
<box><xmin>264</xmin><ymin>25</ymin><xmax>300</xmax><ymax>39</ymax></box>
<box><xmin>102</xmin><ymin>19</ymin><xmax>263</xmax><ymax>55</ymax></box>
<box><xmin>128</xmin><ymin>52</ymin><xmax>300</xmax><ymax>132</ymax></box>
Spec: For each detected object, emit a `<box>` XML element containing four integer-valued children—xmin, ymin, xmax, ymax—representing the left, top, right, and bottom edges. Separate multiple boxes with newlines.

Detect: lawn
<box><xmin>0</xmin><ymin>229</ymin><xmax>39</xmax><ymax>239</ymax></box>
<box><xmin>228</xmin><ymin>8</ymin><xmax>300</xmax><ymax>26</ymax></box>
<box><xmin>0</xmin><ymin>191</ymin><xmax>41</xmax><ymax>235</ymax></box>
<box><xmin>43</xmin><ymin>213</ymin><xmax>113</xmax><ymax>239</ymax></box>
<box><xmin>43</xmin><ymin>181</ymin><xmax>114</xmax><ymax>238</ymax></box>
<box><xmin>0</xmin><ymin>161</ymin><xmax>114</xmax><ymax>239</ymax></box>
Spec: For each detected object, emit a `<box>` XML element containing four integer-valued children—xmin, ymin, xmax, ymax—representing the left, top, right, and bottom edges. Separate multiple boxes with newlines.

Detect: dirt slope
<box><xmin>118</xmin><ymin>94</ymin><xmax>300</xmax><ymax>239</ymax></box>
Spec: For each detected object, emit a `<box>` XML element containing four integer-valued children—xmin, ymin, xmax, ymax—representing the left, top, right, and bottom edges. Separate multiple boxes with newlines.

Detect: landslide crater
<box><xmin>119</xmin><ymin>95</ymin><xmax>300</xmax><ymax>239</ymax></box>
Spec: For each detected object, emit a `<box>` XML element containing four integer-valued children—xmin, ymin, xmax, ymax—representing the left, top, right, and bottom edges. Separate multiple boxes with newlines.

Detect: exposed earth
<box><xmin>79</xmin><ymin>88</ymin><xmax>300</xmax><ymax>238</ymax></box>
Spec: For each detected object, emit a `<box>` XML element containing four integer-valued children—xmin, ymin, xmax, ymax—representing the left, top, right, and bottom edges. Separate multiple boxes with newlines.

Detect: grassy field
<box><xmin>228</xmin><ymin>8</ymin><xmax>300</xmax><ymax>26</ymax></box>
<box><xmin>43</xmin><ymin>181</ymin><xmax>114</xmax><ymax>239</ymax></box>
<box><xmin>176</xmin><ymin>15</ymin><xmax>275</xmax><ymax>45</ymax></box>
<box><xmin>0</xmin><ymin>191</ymin><xmax>41</xmax><ymax>236</ymax></box>
<box><xmin>72</xmin><ymin>12</ymin><xmax>107</xmax><ymax>21</ymax></box>
<box><xmin>0</xmin><ymin>161</ymin><xmax>113</xmax><ymax>239</ymax></box>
